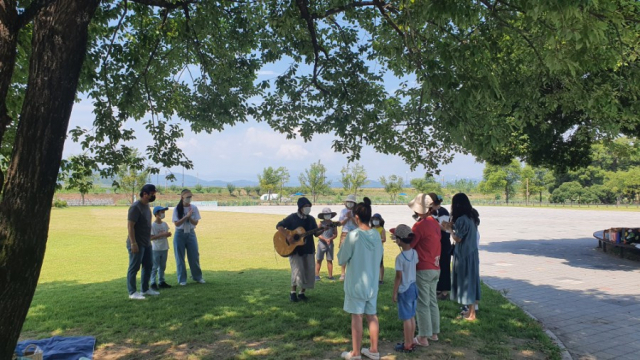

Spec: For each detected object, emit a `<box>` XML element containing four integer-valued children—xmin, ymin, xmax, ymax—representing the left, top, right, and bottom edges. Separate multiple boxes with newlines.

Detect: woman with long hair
<box><xmin>443</xmin><ymin>193</ymin><xmax>480</xmax><ymax>321</ymax></box>
<box><xmin>172</xmin><ymin>189</ymin><xmax>205</xmax><ymax>286</ymax></box>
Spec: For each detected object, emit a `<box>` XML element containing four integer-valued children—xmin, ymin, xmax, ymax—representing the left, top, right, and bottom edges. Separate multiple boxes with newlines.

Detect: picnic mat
<box><xmin>16</xmin><ymin>336</ymin><xmax>95</xmax><ymax>360</ymax></box>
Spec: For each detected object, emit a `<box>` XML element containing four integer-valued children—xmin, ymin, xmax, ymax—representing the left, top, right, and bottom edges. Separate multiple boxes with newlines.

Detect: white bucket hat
<box><xmin>344</xmin><ymin>194</ymin><xmax>357</xmax><ymax>203</ymax></box>
<box><xmin>408</xmin><ymin>193</ymin><xmax>434</xmax><ymax>214</ymax></box>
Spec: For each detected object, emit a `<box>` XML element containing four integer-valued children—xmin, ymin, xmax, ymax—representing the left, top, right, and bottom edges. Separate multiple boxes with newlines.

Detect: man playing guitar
<box><xmin>276</xmin><ymin>197</ymin><xmax>319</xmax><ymax>302</ymax></box>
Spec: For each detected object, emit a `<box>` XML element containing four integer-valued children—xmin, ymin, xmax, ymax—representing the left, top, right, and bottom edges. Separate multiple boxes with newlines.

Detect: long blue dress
<box><xmin>450</xmin><ymin>215</ymin><xmax>481</xmax><ymax>305</ymax></box>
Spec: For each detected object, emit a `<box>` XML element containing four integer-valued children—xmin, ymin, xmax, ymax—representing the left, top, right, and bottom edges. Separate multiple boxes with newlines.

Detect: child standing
<box><xmin>371</xmin><ymin>213</ymin><xmax>387</xmax><ymax>285</ymax></box>
<box><xmin>391</xmin><ymin>225</ymin><xmax>419</xmax><ymax>353</ymax></box>
<box><xmin>316</xmin><ymin>207</ymin><xmax>338</xmax><ymax>281</ymax></box>
<box><xmin>150</xmin><ymin>206</ymin><xmax>172</xmax><ymax>290</ymax></box>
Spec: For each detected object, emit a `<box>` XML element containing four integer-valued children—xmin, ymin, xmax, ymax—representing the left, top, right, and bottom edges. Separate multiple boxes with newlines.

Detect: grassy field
<box><xmin>21</xmin><ymin>207</ymin><xmax>561</xmax><ymax>359</ymax></box>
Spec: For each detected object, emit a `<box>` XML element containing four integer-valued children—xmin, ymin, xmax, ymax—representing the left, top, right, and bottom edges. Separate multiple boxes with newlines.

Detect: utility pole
<box><xmin>182</xmin><ymin>167</ymin><xmax>184</xmax><ymax>188</ymax></box>
<box><xmin>526</xmin><ymin>178</ymin><xmax>530</xmax><ymax>206</ymax></box>
<box><xmin>164</xmin><ymin>170</ymin><xmax>167</xmax><ymax>192</ymax></box>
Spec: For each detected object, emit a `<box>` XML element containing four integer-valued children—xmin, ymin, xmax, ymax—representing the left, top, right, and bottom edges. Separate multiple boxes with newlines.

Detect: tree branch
<box><xmin>296</xmin><ymin>0</ymin><xmax>329</xmax><ymax>95</ymax></box>
<box><xmin>16</xmin><ymin>0</ymin><xmax>57</xmax><ymax>30</ymax></box>
<box><xmin>130</xmin><ymin>0</ymin><xmax>197</xmax><ymax>10</ymax></box>
<box><xmin>311</xmin><ymin>1</ymin><xmax>376</xmax><ymax>19</ymax></box>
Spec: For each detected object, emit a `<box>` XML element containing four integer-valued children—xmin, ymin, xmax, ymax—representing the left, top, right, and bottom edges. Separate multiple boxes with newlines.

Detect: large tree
<box><xmin>380</xmin><ymin>174</ymin><xmax>403</xmax><ymax>203</ymax></box>
<box><xmin>258</xmin><ymin>167</ymin><xmax>280</xmax><ymax>203</ymax></box>
<box><xmin>340</xmin><ymin>163</ymin><xmax>368</xmax><ymax>196</ymax></box>
<box><xmin>1</xmin><ymin>1</ymin><xmax>639</xmax><ymax>357</ymax></box>
<box><xmin>478</xmin><ymin>160</ymin><xmax>522</xmax><ymax>203</ymax></box>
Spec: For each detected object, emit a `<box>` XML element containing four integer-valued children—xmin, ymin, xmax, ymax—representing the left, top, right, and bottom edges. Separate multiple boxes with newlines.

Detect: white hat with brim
<box><xmin>408</xmin><ymin>193</ymin><xmax>434</xmax><ymax>214</ymax></box>
<box><xmin>344</xmin><ymin>194</ymin><xmax>356</xmax><ymax>203</ymax></box>
<box><xmin>318</xmin><ymin>207</ymin><xmax>337</xmax><ymax>218</ymax></box>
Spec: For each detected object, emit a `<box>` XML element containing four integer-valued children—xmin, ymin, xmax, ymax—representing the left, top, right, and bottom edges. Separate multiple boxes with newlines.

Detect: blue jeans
<box><xmin>173</xmin><ymin>229</ymin><xmax>203</xmax><ymax>283</ymax></box>
<box><xmin>151</xmin><ymin>250</ymin><xmax>168</xmax><ymax>285</ymax></box>
<box><xmin>127</xmin><ymin>244</ymin><xmax>152</xmax><ymax>295</ymax></box>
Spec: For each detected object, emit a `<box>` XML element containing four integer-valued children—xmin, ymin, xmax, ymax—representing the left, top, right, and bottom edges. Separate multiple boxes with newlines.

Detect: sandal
<box><xmin>340</xmin><ymin>351</ymin><xmax>362</xmax><ymax>360</ymax></box>
<box><xmin>394</xmin><ymin>343</ymin><xmax>414</xmax><ymax>353</ymax></box>
<box><xmin>413</xmin><ymin>336</ymin><xmax>429</xmax><ymax>347</ymax></box>
<box><xmin>428</xmin><ymin>335</ymin><xmax>439</xmax><ymax>342</ymax></box>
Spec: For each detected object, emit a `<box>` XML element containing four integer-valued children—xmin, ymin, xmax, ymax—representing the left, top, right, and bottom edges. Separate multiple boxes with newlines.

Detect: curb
<box><xmin>484</xmin><ymin>282</ymin><xmax>573</xmax><ymax>360</ymax></box>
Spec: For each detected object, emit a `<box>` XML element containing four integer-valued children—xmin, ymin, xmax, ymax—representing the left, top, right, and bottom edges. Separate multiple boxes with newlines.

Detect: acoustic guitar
<box><xmin>273</xmin><ymin>222</ymin><xmax>340</xmax><ymax>257</ymax></box>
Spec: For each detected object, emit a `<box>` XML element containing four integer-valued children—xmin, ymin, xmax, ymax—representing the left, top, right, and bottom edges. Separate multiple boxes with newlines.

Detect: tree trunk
<box><xmin>81</xmin><ymin>193</ymin><xmax>85</xmax><ymax>206</ymax></box>
<box><xmin>0</xmin><ymin>1</ymin><xmax>100</xmax><ymax>358</ymax></box>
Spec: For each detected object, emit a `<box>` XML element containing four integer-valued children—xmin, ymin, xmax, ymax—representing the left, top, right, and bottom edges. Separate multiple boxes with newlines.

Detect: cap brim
<box><xmin>389</xmin><ymin>228</ymin><xmax>396</xmax><ymax>234</ymax></box>
<box><xmin>318</xmin><ymin>212</ymin><xmax>337</xmax><ymax>218</ymax></box>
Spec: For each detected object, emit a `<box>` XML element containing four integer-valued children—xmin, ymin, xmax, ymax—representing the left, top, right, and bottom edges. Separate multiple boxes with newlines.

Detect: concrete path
<box><xmin>202</xmin><ymin>205</ymin><xmax>640</xmax><ymax>360</ymax></box>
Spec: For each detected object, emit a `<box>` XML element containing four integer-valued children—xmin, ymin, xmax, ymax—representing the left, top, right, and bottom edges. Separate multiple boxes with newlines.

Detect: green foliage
<box><xmin>114</xmin><ymin>149</ymin><xmax>149</xmax><ymax>204</ymax></box>
<box><xmin>380</xmin><ymin>175</ymin><xmax>404</xmax><ymax>203</ymax></box>
<box><xmin>340</xmin><ymin>163</ymin><xmax>368</xmax><ymax>195</ymax></box>
<box><xmin>410</xmin><ymin>174</ymin><xmax>441</xmax><ymax>195</ymax></box>
<box><xmin>52</xmin><ymin>199</ymin><xmax>68</xmax><ymax>208</ymax></box>
<box><xmin>226</xmin><ymin>183</ymin><xmax>236</xmax><ymax>196</ymax></box>
<box><xmin>243</xmin><ymin>186</ymin><xmax>252</xmax><ymax>196</ymax></box>
<box><xmin>299</xmin><ymin>160</ymin><xmax>331</xmax><ymax>203</ymax></box>
<box><xmin>61</xmin><ymin>155</ymin><xmax>97</xmax><ymax>205</ymax></box>
<box><xmin>194</xmin><ymin>183</ymin><xmax>203</xmax><ymax>193</ymax></box>
<box><xmin>276</xmin><ymin>167</ymin><xmax>289</xmax><ymax>203</ymax></box>
<box><xmin>478</xmin><ymin>160</ymin><xmax>522</xmax><ymax>203</ymax></box>
<box><xmin>258</xmin><ymin>167</ymin><xmax>280</xmax><ymax>201</ymax></box>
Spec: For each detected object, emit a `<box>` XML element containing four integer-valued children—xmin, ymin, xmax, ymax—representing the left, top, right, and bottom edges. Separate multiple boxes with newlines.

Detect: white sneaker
<box><xmin>129</xmin><ymin>292</ymin><xmax>146</xmax><ymax>300</ymax></box>
<box><xmin>361</xmin><ymin>348</ymin><xmax>380</xmax><ymax>360</ymax></box>
<box><xmin>196</xmin><ymin>278</ymin><xmax>206</xmax><ymax>284</ymax></box>
<box><xmin>179</xmin><ymin>282</ymin><xmax>187</xmax><ymax>286</ymax></box>
<box><xmin>143</xmin><ymin>289</ymin><xmax>160</xmax><ymax>296</ymax></box>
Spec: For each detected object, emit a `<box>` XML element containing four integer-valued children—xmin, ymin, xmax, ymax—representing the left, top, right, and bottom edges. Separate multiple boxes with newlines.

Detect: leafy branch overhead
<box><xmin>5</xmin><ymin>1</ymin><xmax>640</xmax><ymax>180</ymax></box>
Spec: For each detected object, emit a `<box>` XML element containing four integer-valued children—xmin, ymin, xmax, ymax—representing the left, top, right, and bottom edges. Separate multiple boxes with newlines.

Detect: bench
<box><xmin>593</xmin><ymin>230</ymin><xmax>640</xmax><ymax>258</ymax></box>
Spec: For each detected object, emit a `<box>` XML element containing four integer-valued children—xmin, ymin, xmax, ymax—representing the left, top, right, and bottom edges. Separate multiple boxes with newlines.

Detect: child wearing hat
<box><xmin>316</xmin><ymin>207</ymin><xmax>338</xmax><ymax>281</ymax></box>
<box><xmin>150</xmin><ymin>206</ymin><xmax>172</xmax><ymax>290</ymax></box>
<box><xmin>391</xmin><ymin>225</ymin><xmax>419</xmax><ymax>353</ymax></box>
<box><xmin>338</xmin><ymin>194</ymin><xmax>358</xmax><ymax>281</ymax></box>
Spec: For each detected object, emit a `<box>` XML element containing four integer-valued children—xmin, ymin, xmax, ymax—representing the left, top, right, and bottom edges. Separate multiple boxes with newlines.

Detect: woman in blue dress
<box><xmin>443</xmin><ymin>193</ymin><xmax>480</xmax><ymax>321</ymax></box>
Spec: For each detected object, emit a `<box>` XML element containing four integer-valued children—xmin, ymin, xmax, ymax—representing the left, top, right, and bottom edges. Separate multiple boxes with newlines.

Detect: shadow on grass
<box><xmin>480</xmin><ymin>237</ymin><xmax>640</xmax><ymax>271</ymax></box>
<box><xmin>22</xmin><ymin>269</ymin><xmax>560</xmax><ymax>360</ymax></box>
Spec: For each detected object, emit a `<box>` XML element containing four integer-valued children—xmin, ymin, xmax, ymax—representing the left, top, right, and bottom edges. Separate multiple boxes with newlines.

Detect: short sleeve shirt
<box><xmin>127</xmin><ymin>201</ymin><xmax>151</xmax><ymax>247</ymax></box>
<box><xmin>151</xmin><ymin>222</ymin><xmax>170</xmax><ymax>251</ymax></box>
<box><xmin>339</xmin><ymin>208</ymin><xmax>357</xmax><ymax>233</ymax></box>
<box><xmin>172</xmin><ymin>205</ymin><xmax>202</xmax><ymax>230</ymax></box>
<box><xmin>395</xmin><ymin>249</ymin><xmax>418</xmax><ymax>293</ymax></box>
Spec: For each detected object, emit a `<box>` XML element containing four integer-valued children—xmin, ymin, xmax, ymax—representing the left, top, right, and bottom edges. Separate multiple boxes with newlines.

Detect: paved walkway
<box><xmin>203</xmin><ymin>205</ymin><xmax>640</xmax><ymax>360</ymax></box>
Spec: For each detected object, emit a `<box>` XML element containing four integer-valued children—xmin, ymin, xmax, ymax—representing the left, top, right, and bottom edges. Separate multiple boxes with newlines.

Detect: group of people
<box><xmin>277</xmin><ymin>193</ymin><xmax>481</xmax><ymax>360</ymax></box>
<box><xmin>125</xmin><ymin>184</ymin><xmax>481</xmax><ymax>359</ymax></box>
<box><xmin>126</xmin><ymin>185</ymin><xmax>206</xmax><ymax>300</ymax></box>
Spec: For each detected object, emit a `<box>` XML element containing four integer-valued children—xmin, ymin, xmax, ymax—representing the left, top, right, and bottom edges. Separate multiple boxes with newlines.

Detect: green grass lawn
<box><xmin>22</xmin><ymin>207</ymin><xmax>561</xmax><ymax>359</ymax></box>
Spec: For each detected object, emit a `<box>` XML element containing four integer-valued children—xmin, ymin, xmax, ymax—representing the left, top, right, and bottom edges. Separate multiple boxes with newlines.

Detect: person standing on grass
<box><xmin>442</xmin><ymin>193</ymin><xmax>481</xmax><ymax>321</ymax></box>
<box><xmin>150</xmin><ymin>206</ymin><xmax>172</xmax><ymax>291</ymax></box>
<box><xmin>173</xmin><ymin>189</ymin><xmax>205</xmax><ymax>286</ymax></box>
<box><xmin>338</xmin><ymin>194</ymin><xmax>358</xmax><ymax>281</ymax></box>
<box><xmin>391</xmin><ymin>225</ymin><xmax>419</xmax><ymax>353</ymax></box>
<box><xmin>370</xmin><ymin>213</ymin><xmax>387</xmax><ymax>285</ymax></box>
<box><xmin>276</xmin><ymin>197</ymin><xmax>318</xmax><ymax>302</ymax></box>
<box><xmin>408</xmin><ymin>193</ymin><xmax>441</xmax><ymax>347</ymax></box>
<box><xmin>126</xmin><ymin>184</ymin><xmax>160</xmax><ymax>300</ymax></box>
<box><xmin>429</xmin><ymin>193</ymin><xmax>452</xmax><ymax>300</ymax></box>
<box><xmin>338</xmin><ymin>197</ymin><xmax>383</xmax><ymax>360</ymax></box>
<box><xmin>315</xmin><ymin>207</ymin><xmax>338</xmax><ymax>281</ymax></box>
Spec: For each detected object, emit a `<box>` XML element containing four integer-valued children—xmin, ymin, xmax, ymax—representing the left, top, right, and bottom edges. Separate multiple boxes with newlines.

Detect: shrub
<box><xmin>53</xmin><ymin>199</ymin><xmax>68</xmax><ymax>208</ymax></box>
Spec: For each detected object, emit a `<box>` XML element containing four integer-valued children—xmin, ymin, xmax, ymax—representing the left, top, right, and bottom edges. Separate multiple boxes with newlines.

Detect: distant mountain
<box><xmin>95</xmin><ymin>173</ymin><xmax>390</xmax><ymax>189</ymax></box>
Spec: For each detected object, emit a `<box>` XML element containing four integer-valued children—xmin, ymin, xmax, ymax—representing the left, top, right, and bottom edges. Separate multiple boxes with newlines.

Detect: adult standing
<box><xmin>338</xmin><ymin>194</ymin><xmax>358</xmax><ymax>281</ymax></box>
<box><xmin>443</xmin><ymin>193</ymin><xmax>481</xmax><ymax>321</ymax></box>
<box><xmin>408</xmin><ymin>193</ymin><xmax>441</xmax><ymax>347</ymax></box>
<box><xmin>126</xmin><ymin>184</ymin><xmax>160</xmax><ymax>300</ymax></box>
<box><xmin>276</xmin><ymin>197</ymin><xmax>318</xmax><ymax>302</ymax></box>
<box><xmin>429</xmin><ymin>193</ymin><xmax>452</xmax><ymax>300</ymax></box>
<box><xmin>173</xmin><ymin>189</ymin><xmax>205</xmax><ymax>286</ymax></box>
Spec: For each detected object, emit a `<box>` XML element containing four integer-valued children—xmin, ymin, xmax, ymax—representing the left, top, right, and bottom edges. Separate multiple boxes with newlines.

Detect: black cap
<box><xmin>140</xmin><ymin>184</ymin><xmax>157</xmax><ymax>194</ymax></box>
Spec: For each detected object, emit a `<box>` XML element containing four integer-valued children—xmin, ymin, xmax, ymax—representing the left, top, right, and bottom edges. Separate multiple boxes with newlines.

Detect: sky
<box><xmin>62</xmin><ymin>97</ymin><xmax>484</xmax><ymax>184</ymax></box>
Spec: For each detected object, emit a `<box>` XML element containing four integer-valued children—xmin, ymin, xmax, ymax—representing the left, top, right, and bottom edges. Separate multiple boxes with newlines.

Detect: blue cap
<box><xmin>372</xmin><ymin>213</ymin><xmax>383</xmax><ymax>219</ymax></box>
<box><xmin>153</xmin><ymin>206</ymin><xmax>168</xmax><ymax>215</ymax></box>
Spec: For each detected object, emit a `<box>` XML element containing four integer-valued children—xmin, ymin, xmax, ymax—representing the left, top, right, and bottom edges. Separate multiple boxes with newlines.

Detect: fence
<box><xmin>66</xmin><ymin>199</ymin><xmax>115</xmax><ymax>206</ymax></box>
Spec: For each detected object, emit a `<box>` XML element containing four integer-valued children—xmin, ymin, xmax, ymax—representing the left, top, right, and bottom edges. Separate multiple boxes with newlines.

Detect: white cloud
<box><xmin>257</xmin><ymin>70</ymin><xmax>278</xmax><ymax>76</ymax></box>
<box><xmin>276</xmin><ymin>144</ymin><xmax>310</xmax><ymax>160</ymax></box>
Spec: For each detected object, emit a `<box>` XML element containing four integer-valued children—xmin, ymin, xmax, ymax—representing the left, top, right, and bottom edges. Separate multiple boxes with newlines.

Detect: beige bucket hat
<box><xmin>408</xmin><ymin>193</ymin><xmax>434</xmax><ymax>214</ymax></box>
